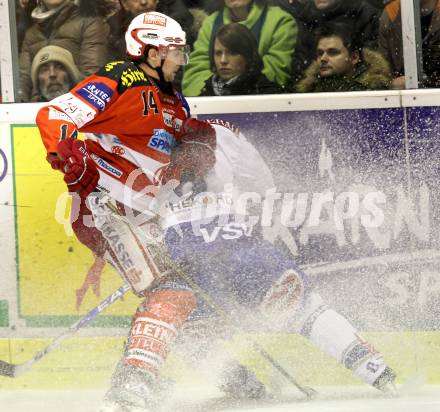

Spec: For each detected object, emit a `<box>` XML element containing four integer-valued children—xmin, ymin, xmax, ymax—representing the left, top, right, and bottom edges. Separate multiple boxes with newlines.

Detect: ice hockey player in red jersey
<box><xmin>35</xmin><ymin>11</ymin><xmax>197</xmax><ymax>412</ymax></box>
<box><xmin>37</xmin><ymin>11</ymin><xmax>191</xmax><ymax>209</ymax></box>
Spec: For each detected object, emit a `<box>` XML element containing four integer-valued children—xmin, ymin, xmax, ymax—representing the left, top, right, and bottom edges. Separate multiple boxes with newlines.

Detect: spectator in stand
<box><xmin>182</xmin><ymin>0</ymin><xmax>297</xmax><ymax>96</ymax></box>
<box><xmin>183</xmin><ymin>1</ymin><xmax>208</xmax><ymax>9</ymax></box>
<box><xmin>107</xmin><ymin>0</ymin><xmax>158</xmax><ymax>61</ymax></box>
<box><xmin>107</xmin><ymin>0</ymin><xmax>197</xmax><ymax>61</ymax></box>
<box><xmin>200</xmin><ymin>23</ymin><xmax>284</xmax><ymax>95</ymax></box>
<box><xmin>19</xmin><ymin>0</ymin><xmax>108</xmax><ymax>102</ymax></box>
<box><xmin>184</xmin><ymin>0</ymin><xmax>220</xmax><ymax>14</ymax></box>
<box><xmin>158</xmin><ymin>1</ymin><xmax>201</xmax><ymax>46</ymax></box>
<box><xmin>275</xmin><ymin>0</ymin><xmax>380</xmax><ymax>84</ymax></box>
<box><xmin>365</xmin><ymin>0</ymin><xmax>392</xmax><ymax>10</ymax></box>
<box><xmin>103</xmin><ymin>0</ymin><xmax>121</xmax><ymax>18</ymax></box>
<box><xmin>30</xmin><ymin>45</ymin><xmax>81</xmax><ymax>102</ymax></box>
<box><xmin>296</xmin><ymin>23</ymin><xmax>391</xmax><ymax>92</ymax></box>
<box><xmin>16</xmin><ymin>0</ymin><xmax>37</xmax><ymax>52</ymax></box>
<box><xmin>379</xmin><ymin>0</ymin><xmax>440</xmax><ymax>89</ymax></box>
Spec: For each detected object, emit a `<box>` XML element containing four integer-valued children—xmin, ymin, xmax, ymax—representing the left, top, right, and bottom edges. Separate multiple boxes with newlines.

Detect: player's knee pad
<box><xmin>259</xmin><ymin>269</ymin><xmax>306</xmax><ymax>330</ymax></box>
<box><xmin>124</xmin><ymin>289</ymin><xmax>197</xmax><ymax>375</ymax></box>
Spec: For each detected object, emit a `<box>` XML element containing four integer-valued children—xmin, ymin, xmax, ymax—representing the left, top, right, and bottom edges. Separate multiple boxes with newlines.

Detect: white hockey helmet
<box><xmin>125</xmin><ymin>12</ymin><xmax>189</xmax><ymax>65</ymax></box>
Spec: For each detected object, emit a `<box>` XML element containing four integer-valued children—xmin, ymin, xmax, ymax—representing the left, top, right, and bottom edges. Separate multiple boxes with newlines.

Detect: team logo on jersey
<box><xmin>162</xmin><ymin>111</ymin><xmax>173</xmax><ymax>127</ymax></box>
<box><xmin>91</xmin><ymin>154</ymin><xmax>123</xmax><ymax>178</ymax></box>
<box><xmin>111</xmin><ymin>145</ymin><xmax>126</xmax><ymax>156</ymax></box>
<box><xmin>76</xmin><ymin>82</ymin><xmax>113</xmax><ymax>112</ymax></box>
<box><xmin>121</xmin><ymin>68</ymin><xmax>147</xmax><ymax>88</ymax></box>
<box><xmin>148</xmin><ymin>129</ymin><xmax>176</xmax><ymax>154</ymax></box>
<box><xmin>174</xmin><ymin>118</ymin><xmax>183</xmax><ymax>132</ymax></box>
<box><xmin>162</xmin><ymin>110</ymin><xmax>183</xmax><ymax>132</ymax></box>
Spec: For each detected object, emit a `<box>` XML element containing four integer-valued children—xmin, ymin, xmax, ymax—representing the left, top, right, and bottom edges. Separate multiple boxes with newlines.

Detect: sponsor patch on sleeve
<box><xmin>48</xmin><ymin>106</ymin><xmax>75</xmax><ymax>123</ymax></box>
<box><xmin>51</xmin><ymin>93</ymin><xmax>97</xmax><ymax>128</ymax></box>
<box><xmin>91</xmin><ymin>154</ymin><xmax>123</xmax><ymax>178</ymax></box>
<box><xmin>75</xmin><ymin>82</ymin><xmax>114</xmax><ymax>112</ymax></box>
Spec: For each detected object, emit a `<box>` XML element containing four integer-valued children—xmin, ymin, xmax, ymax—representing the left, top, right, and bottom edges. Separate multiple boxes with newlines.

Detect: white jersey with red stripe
<box><xmin>161</xmin><ymin>120</ymin><xmax>275</xmax><ymax>229</ymax></box>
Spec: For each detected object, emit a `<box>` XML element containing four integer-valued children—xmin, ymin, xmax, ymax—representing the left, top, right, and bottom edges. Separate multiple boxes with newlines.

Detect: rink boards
<box><xmin>1</xmin><ymin>91</ymin><xmax>440</xmax><ymax>389</ymax></box>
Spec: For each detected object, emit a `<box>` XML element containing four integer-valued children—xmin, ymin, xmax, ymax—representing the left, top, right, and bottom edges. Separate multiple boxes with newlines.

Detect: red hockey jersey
<box><xmin>36</xmin><ymin>60</ymin><xmax>190</xmax><ymax>211</ymax></box>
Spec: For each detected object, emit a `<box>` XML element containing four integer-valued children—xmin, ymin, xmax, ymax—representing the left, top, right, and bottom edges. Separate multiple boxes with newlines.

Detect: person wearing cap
<box><xmin>31</xmin><ymin>45</ymin><xmax>81</xmax><ymax>102</ymax></box>
<box><xmin>19</xmin><ymin>0</ymin><xmax>108</xmax><ymax>102</ymax></box>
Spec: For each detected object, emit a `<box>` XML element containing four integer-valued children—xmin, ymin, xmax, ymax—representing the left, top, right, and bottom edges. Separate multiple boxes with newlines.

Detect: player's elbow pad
<box><xmin>36</xmin><ymin>105</ymin><xmax>78</xmax><ymax>154</ymax></box>
<box><xmin>180</xmin><ymin>118</ymin><xmax>216</xmax><ymax>152</ymax></box>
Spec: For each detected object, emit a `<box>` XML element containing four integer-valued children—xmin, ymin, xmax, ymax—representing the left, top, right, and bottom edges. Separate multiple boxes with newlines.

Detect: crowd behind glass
<box><xmin>13</xmin><ymin>0</ymin><xmax>440</xmax><ymax>102</ymax></box>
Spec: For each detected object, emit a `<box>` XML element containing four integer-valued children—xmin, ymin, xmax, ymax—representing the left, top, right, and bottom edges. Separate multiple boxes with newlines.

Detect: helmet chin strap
<box><xmin>144</xmin><ymin>54</ymin><xmax>167</xmax><ymax>83</ymax></box>
<box><xmin>141</xmin><ymin>47</ymin><xmax>174</xmax><ymax>94</ymax></box>
<box><xmin>155</xmin><ymin>64</ymin><xmax>167</xmax><ymax>83</ymax></box>
<box><xmin>142</xmin><ymin>56</ymin><xmax>174</xmax><ymax>95</ymax></box>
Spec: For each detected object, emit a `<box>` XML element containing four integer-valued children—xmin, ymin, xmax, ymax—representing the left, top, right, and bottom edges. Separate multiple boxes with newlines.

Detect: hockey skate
<box><xmin>219</xmin><ymin>361</ymin><xmax>266</xmax><ymax>400</ymax></box>
<box><xmin>345</xmin><ymin>344</ymin><xmax>398</xmax><ymax>397</ymax></box>
<box><xmin>372</xmin><ymin>366</ymin><xmax>398</xmax><ymax>395</ymax></box>
<box><xmin>99</xmin><ymin>363</ymin><xmax>172</xmax><ymax>412</ymax></box>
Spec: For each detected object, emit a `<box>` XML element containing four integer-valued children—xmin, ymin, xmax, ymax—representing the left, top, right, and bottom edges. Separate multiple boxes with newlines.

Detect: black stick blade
<box><xmin>0</xmin><ymin>360</ymin><xmax>15</xmax><ymax>377</ymax></box>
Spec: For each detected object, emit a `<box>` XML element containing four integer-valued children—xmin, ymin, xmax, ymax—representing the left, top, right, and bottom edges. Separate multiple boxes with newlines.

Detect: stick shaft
<box><xmin>0</xmin><ymin>283</ymin><xmax>130</xmax><ymax>378</ymax></box>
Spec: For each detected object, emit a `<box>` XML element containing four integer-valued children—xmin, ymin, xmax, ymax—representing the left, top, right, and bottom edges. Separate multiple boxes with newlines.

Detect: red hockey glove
<box><xmin>57</xmin><ymin>138</ymin><xmax>99</xmax><ymax>198</ymax></box>
<box><xmin>163</xmin><ymin>118</ymin><xmax>216</xmax><ymax>183</ymax></box>
<box><xmin>46</xmin><ymin>152</ymin><xmax>66</xmax><ymax>171</ymax></box>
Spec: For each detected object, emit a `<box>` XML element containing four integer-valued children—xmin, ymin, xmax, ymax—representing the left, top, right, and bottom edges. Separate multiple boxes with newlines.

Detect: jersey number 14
<box><xmin>141</xmin><ymin>91</ymin><xmax>159</xmax><ymax>116</ymax></box>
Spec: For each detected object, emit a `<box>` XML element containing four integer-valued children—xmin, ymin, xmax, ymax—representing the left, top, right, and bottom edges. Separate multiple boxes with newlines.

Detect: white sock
<box><xmin>296</xmin><ymin>294</ymin><xmax>386</xmax><ymax>385</ymax></box>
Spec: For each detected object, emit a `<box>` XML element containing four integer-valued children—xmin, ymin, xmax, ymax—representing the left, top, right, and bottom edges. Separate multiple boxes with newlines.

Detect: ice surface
<box><xmin>1</xmin><ymin>385</ymin><xmax>440</xmax><ymax>412</ymax></box>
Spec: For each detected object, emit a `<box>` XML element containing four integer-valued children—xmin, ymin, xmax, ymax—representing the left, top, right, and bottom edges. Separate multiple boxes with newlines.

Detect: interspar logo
<box><xmin>0</xmin><ymin>148</ymin><xmax>7</xmax><ymax>182</ymax></box>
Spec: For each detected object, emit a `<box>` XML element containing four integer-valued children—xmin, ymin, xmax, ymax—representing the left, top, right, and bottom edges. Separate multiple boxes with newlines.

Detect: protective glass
<box><xmin>159</xmin><ymin>45</ymin><xmax>190</xmax><ymax>66</ymax></box>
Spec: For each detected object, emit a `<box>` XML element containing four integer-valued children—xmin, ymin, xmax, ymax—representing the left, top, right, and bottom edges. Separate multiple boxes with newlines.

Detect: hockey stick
<box><xmin>0</xmin><ymin>283</ymin><xmax>131</xmax><ymax>378</ymax></box>
<box><xmin>169</xmin><ymin>260</ymin><xmax>318</xmax><ymax>400</ymax></box>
